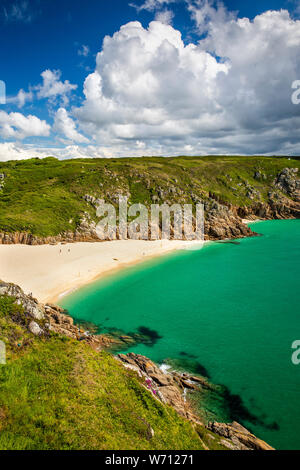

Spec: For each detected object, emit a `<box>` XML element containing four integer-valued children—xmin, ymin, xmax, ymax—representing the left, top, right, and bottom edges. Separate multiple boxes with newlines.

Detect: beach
<box><xmin>0</xmin><ymin>239</ymin><xmax>203</xmax><ymax>303</ymax></box>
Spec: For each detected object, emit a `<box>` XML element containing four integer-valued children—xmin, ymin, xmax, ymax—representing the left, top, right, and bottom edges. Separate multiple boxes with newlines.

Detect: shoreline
<box><xmin>242</xmin><ymin>218</ymin><xmax>263</xmax><ymax>225</ymax></box>
<box><xmin>0</xmin><ymin>239</ymin><xmax>205</xmax><ymax>304</ymax></box>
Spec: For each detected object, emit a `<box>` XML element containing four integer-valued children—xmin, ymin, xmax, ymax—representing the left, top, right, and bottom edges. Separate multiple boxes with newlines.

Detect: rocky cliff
<box><xmin>0</xmin><ymin>166</ymin><xmax>299</xmax><ymax>245</ymax></box>
<box><xmin>0</xmin><ymin>280</ymin><xmax>274</xmax><ymax>451</ymax></box>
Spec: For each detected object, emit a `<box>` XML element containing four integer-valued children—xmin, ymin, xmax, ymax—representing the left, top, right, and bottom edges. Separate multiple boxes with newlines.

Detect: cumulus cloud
<box><xmin>75</xmin><ymin>21</ymin><xmax>227</xmax><ymax>144</ymax></box>
<box><xmin>53</xmin><ymin>108</ymin><xmax>89</xmax><ymax>143</ymax></box>
<box><xmin>7</xmin><ymin>69</ymin><xmax>77</xmax><ymax>110</ymax></box>
<box><xmin>0</xmin><ymin>111</ymin><xmax>50</xmax><ymax>140</ymax></box>
<box><xmin>70</xmin><ymin>7</ymin><xmax>300</xmax><ymax>156</ymax></box>
<box><xmin>2</xmin><ymin>2</ymin><xmax>300</xmax><ymax>159</ymax></box>
<box><xmin>36</xmin><ymin>69</ymin><xmax>77</xmax><ymax>105</ymax></box>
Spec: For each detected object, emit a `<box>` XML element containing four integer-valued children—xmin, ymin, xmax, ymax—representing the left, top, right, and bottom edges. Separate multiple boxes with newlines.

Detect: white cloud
<box><xmin>0</xmin><ymin>111</ymin><xmax>50</xmax><ymax>140</ymax></box>
<box><xmin>6</xmin><ymin>70</ymin><xmax>77</xmax><ymax>109</ymax></box>
<box><xmin>78</xmin><ymin>45</ymin><xmax>90</xmax><ymax>57</ymax></box>
<box><xmin>3</xmin><ymin>1</ymin><xmax>34</xmax><ymax>23</ymax></box>
<box><xmin>155</xmin><ymin>9</ymin><xmax>174</xmax><ymax>24</ymax></box>
<box><xmin>7</xmin><ymin>88</ymin><xmax>34</xmax><ymax>108</ymax></box>
<box><xmin>75</xmin><ymin>21</ymin><xmax>227</xmax><ymax>143</ymax></box>
<box><xmin>36</xmin><ymin>69</ymin><xmax>77</xmax><ymax>105</ymax></box>
<box><xmin>187</xmin><ymin>0</ymin><xmax>234</xmax><ymax>34</ymax></box>
<box><xmin>130</xmin><ymin>0</ymin><xmax>178</xmax><ymax>12</ymax></box>
<box><xmin>53</xmin><ymin>108</ymin><xmax>89</xmax><ymax>143</ymax></box>
<box><xmin>70</xmin><ymin>7</ymin><xmax>300</xmax><ymax>156</ymax></box>
<box><xmin>2</xmin><ymin>3</ymin><xmax>300</xmax><ymax>159</ymax></box>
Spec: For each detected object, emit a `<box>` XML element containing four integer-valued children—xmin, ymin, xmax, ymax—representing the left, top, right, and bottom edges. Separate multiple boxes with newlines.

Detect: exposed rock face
<box><xmin>44</xmin><ymin>303</ymin><xmax>118</xmax><ymax>350</ymax></box>
<box><xmin>0</xmin><ymin>282</ymin><xmax>44</xmax><ymax>320</ymax></box>
<box><xmin>204</xmin><ymin>200</ymin><xmax>254</xmax><ymax>240</ymax></box>
<box><xmin>0</xmin><ymin>173</ymin><xmax>5</xmax><ymax>190</ymax></box>
<box><xmin>116</xmin><ymin>353</ymin><xmax>202</xmax><ymax>423</ymax></box>
<box><xmin>238</xmin><ymin>194</ymin><xmax>300</xmax><ymax>220</ymax></box>
<box><xmin>0</xmin><ymin>282</ymin><xmax>274</xmax><ymax>451</ymax></box>
<box><xmin>29</xmin><ymin>321</ymin><xmax>43</xmax><ymax>336</ymax></box>
<box><xmin>0</xmin><ymin>212</ymin><xmax>100</xmax><ymax>245</ymax></box>
<box><xmin>207</xmin><ymin>421</ymin><xmax>274</xmax><ymax>451</ymax></box>
<box><xmin>0</xmin><ymin>281</ymin><xmax>120</xmax><ymax>349</ymax></box>
<box><xmin>275</xmin><ymin>168</ymin><xmax>300</xmax><ymax>200</ymax></box>
<box><xmin>0</xmin><ymin>167</ymin><xmax>299</xmax><ymax>245</ymax></box>
<box><xmin>117</xmin><ymin>353</ymin><xmax>274</xmax><ymax>451</ymax></box>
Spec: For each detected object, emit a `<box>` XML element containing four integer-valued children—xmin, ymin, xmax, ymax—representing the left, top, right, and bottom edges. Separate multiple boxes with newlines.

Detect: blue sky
<box><xmin>0</xmin><ymin>0</ymin><xmax>296</xmax><ymax>96</ymax></box>
<box><xmin>0</xmin><ymin>0</ymin><xmax>300</xmax><ymax>159</ymax></box>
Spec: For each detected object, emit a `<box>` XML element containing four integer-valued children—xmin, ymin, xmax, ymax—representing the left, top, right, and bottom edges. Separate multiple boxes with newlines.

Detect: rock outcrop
<box><xmin>275</xmin><ymin>167</ymin><xmax>300</xmax><ymax>200</ymax></box>
<box><xmin>204</xmin><ymin>200</ymin><xmax>254</xmax><ymax>240</ymax></box>
<box><xmin>117</xmin><ymin>353</ymin><xmax>274</xmax><ymax>451</ymax></box>
<box><xmin>0</xmin><ymin>173</ymin><xmax>5</xmax><ymax>191</ymax></box>
<box><xmin>117</xmin><ymin>353</ymin><xmax>202</xmax><ymax>423</ymax></box>
<box><xmin>207</xmin><ymin>421</ymin><xmax>274</xmax><ymax>451</ymax></box>
<box><xmin>0</xmin><ymin>212</ymin><xmax>100</xmax><ymax>245</ymax></box>
<box><xmin>0</xmin><ymin>167</ymin><xmax>299</xmax><ymax>245</ymax></box>
<box><xmin>0</xmin><ymin>282</ymin><xmax>44</xmax><ymax>320</ymax></box>
<box><xmin>0</xmin><ymin>281</ymin><xmax>118</xmax><ymax>349</ymax></box>
<box><xmin>0</xmin><ymin>282</ymin><xmax>274</xmax><ymax>451</ymax></box>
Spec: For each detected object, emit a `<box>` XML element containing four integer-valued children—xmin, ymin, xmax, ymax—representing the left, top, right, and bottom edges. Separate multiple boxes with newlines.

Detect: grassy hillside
<box><xmin>0</xmin><ymin>156</ymin><xmax>299</xmax><ymax>237</ymax></box>
<box><xmin>0</xmin><ymin>294</ymin><xmax>230</xmax><ymax>451</ymax></box>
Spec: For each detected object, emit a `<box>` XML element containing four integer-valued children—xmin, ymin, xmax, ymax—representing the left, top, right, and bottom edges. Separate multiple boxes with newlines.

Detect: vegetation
<box><xmin>0</xmin><ymin>293</ymin><xmax>230</xmax><ymax>450</ymax></box>
<box><xmin>0</xmin><ymin>156</ymin><xmax>299</xmax><ymax>237</ymax></box>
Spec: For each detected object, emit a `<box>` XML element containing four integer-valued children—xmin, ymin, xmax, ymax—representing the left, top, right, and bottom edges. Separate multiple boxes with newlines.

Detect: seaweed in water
<box><xmin>219</xmin><ymin>385</ymin><xmax>280</xmax><ymax>432</ymax></box>
<box><xmin>165</xmin><ymin>356</ymin><xmax>211</xmax><ymax>379</ymax></box>
<box><xmin>179</xmin><ymin>351</ymin><xmax>198</xmax><ymax>359</ymax></box>
<box><xmin>136</xmin><ymin>326</ymin><xmax>163</xmax><ymax>346</ymax></box>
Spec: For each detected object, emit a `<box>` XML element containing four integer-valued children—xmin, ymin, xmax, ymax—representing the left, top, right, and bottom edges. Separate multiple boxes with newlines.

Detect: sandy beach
<box><xmin>0</xmin><ymin>239</ymin><xmax>204</xmax><ymax>304</ymax></box>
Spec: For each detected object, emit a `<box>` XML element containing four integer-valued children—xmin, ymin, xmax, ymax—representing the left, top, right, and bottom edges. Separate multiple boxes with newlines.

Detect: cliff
<box><xmin>0</xmin><ymin>156</ymin><xmax>299</xmax><ymax>245</ymax></box>
<box><xmin>0</xmin><ymin>281</ymin><xmax>274</xmax><ymax>450</ymax></box>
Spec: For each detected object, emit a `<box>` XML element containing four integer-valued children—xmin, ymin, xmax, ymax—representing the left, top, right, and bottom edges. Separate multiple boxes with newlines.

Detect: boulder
<box><xmin>29</xmin><ymin>321</ymin><xmax>43</xmax><ymax>336</ymax></box>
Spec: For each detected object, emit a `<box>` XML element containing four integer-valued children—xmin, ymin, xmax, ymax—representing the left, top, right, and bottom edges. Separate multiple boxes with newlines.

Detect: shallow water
<box><xmin>61</xmin><ymin>220</ymin><xmax>300</xmax><ymax>450</ymax></box>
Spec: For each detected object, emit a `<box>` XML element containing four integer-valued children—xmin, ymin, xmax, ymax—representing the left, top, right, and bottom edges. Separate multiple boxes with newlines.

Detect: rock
<box><xmin>29</xmin><ymin>321</ymin><xmax>43</xmax><ymax>336</ymax></box>
<box><xmin>0</xmin><ymin>280</ymin><xmax>274</xmax><ymax>451</ymax></box>
<box><xmin>117</xmin><ymin>353</ymin><xmax>274</xmax><ymax>450</ymax></box>
<box><xmin>151</xmin><ymin>373</ymin><xmax>171</xmax><ymax>387</ymax></box>
<box><xmin>275</xmin><ymin>167</ymin><xmax>300</xmax><ymax>201</ymax></box>
<box><xmin>116</xmin><ymin>353</ymin><xmax>202</xmax><ymax>422</ymax></box>
<box><xmin>246</xmin><ymin>188</ymin><xmax>261</xmax><ymax>200</ymax></box>
<box><xmin>189</xmin><ymin>375</ymin><xmax>213</xmax><ymax>390</ymax></box>
<box><xmin>0</xmin><ymin>281</ymin><xmax>45</xmax><ymax>320</ymax></box>
<box><xmin>207</xmin><ymin>421</ymin><xmax>274</xmax><ymax>451</ymax></box>
<box><xmin>254</xmin><ymin>171</ymin><xmax>266</xmax><ymax>181</ymax></box>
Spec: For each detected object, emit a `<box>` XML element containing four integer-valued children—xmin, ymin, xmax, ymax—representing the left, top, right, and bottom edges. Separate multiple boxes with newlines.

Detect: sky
<box><xmin>0</xmin><ymin>0</ymin><xmax>300</xmax><ymax>160</ymax></box>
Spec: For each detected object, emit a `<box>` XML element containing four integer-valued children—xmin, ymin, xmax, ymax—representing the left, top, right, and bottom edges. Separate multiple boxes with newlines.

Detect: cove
<box><xmin>61</xmin><ymin>220</ymin><xmax>300</xmax><ymax>450</ymax></box>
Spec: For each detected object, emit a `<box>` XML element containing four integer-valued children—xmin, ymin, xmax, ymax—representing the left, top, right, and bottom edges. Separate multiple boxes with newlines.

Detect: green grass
<box><xmin>0</xmin><ymin>294</ymin><xmax>212</xmax><ymax>451</ymax></box>
<box><xmin>0</xmin><ymin>156</ymin><xmax>298</xmax><ymax>237</ymax></box>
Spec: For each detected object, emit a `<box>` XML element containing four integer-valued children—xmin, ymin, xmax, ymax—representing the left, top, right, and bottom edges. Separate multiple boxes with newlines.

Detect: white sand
<box><xmin>0</xmin><ymin>239</ymin><xmax>204</xmax><ymax>304</ymax></box>
<box><xmin>242</xmin><ymin>218</ymin><xmax>263</xmax><ymax>224</ymax></box>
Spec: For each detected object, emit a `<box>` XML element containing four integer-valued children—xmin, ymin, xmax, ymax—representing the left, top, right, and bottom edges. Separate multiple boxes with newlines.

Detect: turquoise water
<box><xmin>61</xmin><ymin>220</ymin><xmax>300</xmax><ymax>450</ymax></box>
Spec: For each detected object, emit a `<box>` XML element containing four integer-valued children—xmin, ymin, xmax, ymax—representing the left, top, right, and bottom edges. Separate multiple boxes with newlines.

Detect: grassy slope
<box><xmin>0</xmin><ymin>156</ymin><xmax>299</xmax><ymax>237</ymax></box>
<box><xmin>0</xmin><ymin>295</ymin><xmax>228</xmax><ymax>451</ymax></box>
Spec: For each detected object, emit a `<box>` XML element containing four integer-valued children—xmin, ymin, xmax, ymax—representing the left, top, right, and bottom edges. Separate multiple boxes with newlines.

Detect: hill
<box><xmin>0</xmin><ymin>156</ymin><xmax>299</xmax><ymax>243</ymax></box>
